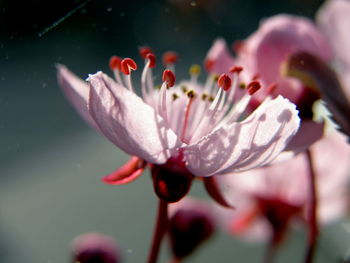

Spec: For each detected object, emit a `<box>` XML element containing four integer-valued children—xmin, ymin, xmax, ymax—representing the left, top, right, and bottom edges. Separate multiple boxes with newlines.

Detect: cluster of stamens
<box><xmin>108</xmin><ymin>47</ymin><xmax>271</xmax><ymax>144</ymax></box>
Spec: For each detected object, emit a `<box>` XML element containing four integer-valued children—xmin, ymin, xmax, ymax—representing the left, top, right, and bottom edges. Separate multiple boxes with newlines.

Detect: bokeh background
<box><xmin>1</xmin><ymin>0</ymin><xmax>350</xmax><ymax>262</ymax></box>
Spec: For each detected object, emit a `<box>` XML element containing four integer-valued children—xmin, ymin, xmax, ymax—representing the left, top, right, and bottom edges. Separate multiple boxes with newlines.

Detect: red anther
<box><xmin>162</xmin><ymin>51</ymin><xmax>178</xmax><ymax>65</ymax></box>
<box><xmin>109</xmin><ymin>56</ymin><xmax>122</xmax><ymax>71</ymax></box>
<box><xmin>217</xmin><ymin>74</ymin><xmax>232</xmax><ymax>91</ymax></box>
<box><xmin>139</xmin><ymin>46</ymin><xmax>153</xmax><ymax>59</ymax></box>
<box><xmin>204</xmin><ymin>59</ymin><xmax>214</xmax><ymax>72</ymax></box>
<box><xmin>247</xmin><ymin>81</ymin><xmax>261</xmax><ymax>95</ymax></box>
<box><xmin>232</xmin><ymin>40</ymin><xmax>244</xmax><ymax>53</ymax></box>
<box><xmin>252</xmin><ymin>73</ymin><xmax>260</xmax><ymax>80</ymax></box>
<box><xmin>121</xmin><ymin>58</ymin><xmax>137</xmax><ymax>75</ymax></box>
<box><xmin>268</xmin><ymin>83</ymin><xmax>278</xmax><ymax>95</ymax></box>
<box><xmin>229</xmin><ymin>66</ymin><xmax>243</xmax><ymax>74</ymax></box>
<box><xmin>145</xmin><ymin>53</ymin><xmax>156</xmax><ymax>68</ymax></box>
<box><xmin>162</xmin><ymin>69</ymin><xmax>176</xmax><ymax>87</ymax></box>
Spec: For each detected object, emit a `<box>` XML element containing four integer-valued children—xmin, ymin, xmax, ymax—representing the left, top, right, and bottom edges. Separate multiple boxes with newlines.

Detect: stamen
<box><xmin>121</xmin><ymin>58</ymin><xmax>137</xmax><ymax>92</ymax></box>
<box><xmin>139</xmin><ymin>46</ymin><xmax>153</xmax><ymax>59</ymax></box>
<box><xmin>186</xmin><ymin>90</ymin><xmax>196</xmax><ymax>98</ymax></box>
<box><xmin>141</xmin><ymin>53</ymin><xmax>156</xmax><ymax>100</ymax></box>
<box><xmin>162</xmin><ymin>51</ymin><xmax>178</xmax><ymax>66</ymax></box>
<box><xmin>268</xmin><ymin>83</ymin><xmax>278</xmax><ymax>95</ymax></box>
<box><xmin>121</xmin><ymin>58</ymin><xmax>137</xmax><ymax>75</ymax></box>
<box><xmin>109</xmin><ymin>56</ymin><xmax>122</xmax><ymax>71</ymax></box>
<box><xmin>217</xmin><ymin>74</ymin><xmax>232</xmax><ymax>91</ymax></box>
<box><xmin>247</xmin><ymin>81</ymin><xmax>261</xmax><ymax>95</ymax></box>
<box><xmin>229</xmin><ymin>66</ymin><xmax>243</xmax><ymax>74</ymax></box>
<box><xmin>109</xmin><ymin>56</ymin><xmax>123</xmax><ymax>84</ymax></box>
<box><xmin>204</xmin><ymin>59</ymin><xmax>214</xmax><ymax>72</ymax></box>
<box><xmin>232</xmin><ymin>40</ymin><xmax>244</xmax><ymax>53</ymax></box>
<box><xmin>181</xmin><ymin>94</ymin><xmax>195</xmax><ymax>143</ymax></box>
<box><xmin>146</xmin><ymin>53</ymin><xmax>156</xmax><ymax>68</ymax></box>
<box><xmin>252</xmin><ymin>73</ymin><xmax>260</xmax><ymax>81</ymax></box>
<box><xmin>158</xmin><ymin>82</ymin><xmax>169</xmax><ymax>123</ymax></box>
<box><xmin>162</xmin><ymin>69</ymin><xmax>176</xmax><ymax>88</ymax></box>
<box><xmin>172</xmin><ymin>93</ymin><xmax>179</xmax><ymax>101</ymax></box>
<box><xmin>201</xmin><ymin>93</ymin><xmax>208</xmax><ymax>101</ymax></box>
<box><xmin>189</xmin><ymin>64</ymin><xmax>201</xmax><ymax>83</ymax></box>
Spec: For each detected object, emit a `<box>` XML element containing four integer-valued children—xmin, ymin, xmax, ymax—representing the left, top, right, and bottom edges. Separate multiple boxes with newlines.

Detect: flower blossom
<box><xmin>57</xmin><ymin>47</ymin><xmax>300</xmax><ymax>202</ymax></box>
<box><xmin>213</xmin><ymin>130</ymin><xmax>350</xmax><ymax>245</ymax></box>
<box><xmin>204</xmin><ymin>15</ymin><xmax>333</xmax><ymax>154</ymax></box>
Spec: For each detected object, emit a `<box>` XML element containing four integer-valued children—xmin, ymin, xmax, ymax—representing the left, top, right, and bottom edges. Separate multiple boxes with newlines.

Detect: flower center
<box><xmin>108</xmin><ymin>49</ymin><xmax>268</xmax><ymax>145</ymax></box>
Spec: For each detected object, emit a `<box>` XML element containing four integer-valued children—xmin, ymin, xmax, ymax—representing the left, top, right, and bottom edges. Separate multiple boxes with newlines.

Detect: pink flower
<box><xmin>57</xmin><ymin>47</ymin><xmax>300</xmax><ymax>201</ymax></box>
<box><xmin>236</xmin><ymin>14</ymin><xmax>332</xmax><ymax>108</ymax></box>
<box><xmin>317</xmin><ymin>0</ymin><xmax>350</xmax><ymax>99</ymax></box>
<box><xmin>207</xmin><ymin>15</ymin><xmax>333</xmax><ymax>153</ymax></box>
<box><xmin>315</xmin><ymin>0</ymin><xmax>350</xmax><ymax>137</ymax></box>
<box><xmin>214</xmin><ymin>130</ymin><xmax>350</xmax><ymax>244</ymax></box>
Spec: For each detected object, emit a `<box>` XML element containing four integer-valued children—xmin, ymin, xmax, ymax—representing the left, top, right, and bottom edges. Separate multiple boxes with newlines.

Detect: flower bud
<box><xmin>151</xmin><ymin>159</ymin><xmax>194</xmax><ymax>203</ymax></box>
<box><xmin>168</xmin><ymin>206</ymin><xmax>215</xmax><ymax>259</ymax></box>
<box><xmin>71</xmin><ymin>232</ymin><xmax>120</xmax><ymax>263</ymax></box>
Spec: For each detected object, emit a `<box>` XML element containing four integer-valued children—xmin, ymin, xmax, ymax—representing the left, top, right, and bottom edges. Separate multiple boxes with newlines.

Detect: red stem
<box><xmin>303</xmin><ymin>149</ymin><xmax>319</xmax><ymax>263</ymax></box>
<box><xmin>147</xmin><ymin>199</ymin><xmax>169</xmax><ymax>263</ymax></box>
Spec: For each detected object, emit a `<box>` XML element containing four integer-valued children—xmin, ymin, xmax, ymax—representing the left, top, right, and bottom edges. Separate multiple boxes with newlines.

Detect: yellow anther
<box><xmin>186</xmin><ymin>90</ymin><xmax>196</xmax><ymax>98</ymax></box>
<box><xmin>201</xmin><ymin>93</ymin><xmax>208</xmax><ymax>101</ymax></box>
<box><xmin>239</xmin><ymin>83</ymin><xmax>246</xmax><ymax>89</ymax></box>
<box><xmin>208</xmin><ymin>96</ymin><xmax>215</xmax><ymax>102</ymax></box>
<box><xmin>189</xmin><ymin>64</ymin><xmax>201</xmax><ymax>76</ymax></box>
<box><xmin>172</xmin><ymin>93</ymin><xmax>179</xmax><ymax>101</ymax></box>
<box><xmin>181</xmin><ymin>85</ymin><xmax>188</xmax><ymax>93</ymax></box>
<box><xmin>213</xmin><ymin>74</ymin><xmax>220</xmax><ymax>81</ymax></box>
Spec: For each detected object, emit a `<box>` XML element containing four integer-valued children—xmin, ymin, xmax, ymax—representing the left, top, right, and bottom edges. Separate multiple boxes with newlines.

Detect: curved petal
<box><xmin>184</xmin><ymin>96</ymin><xmax>300</xmax><ymax>177</ymax></box>
<box><xmin>240</xmin><ymin>15</ymin><xmax>332</xmax><ymax>84</ymax></box>
<box><xmin>205</xmin><ymin>38</ymin><xmax>235</xmax><ymax>74</ymax></box>
<box><xmin>102</xmin><ymin>157</ymin><xmax>146</xmax><ymax>185</ymax></box>
<box><xmin>277</xmin><ymin>120</ymin><xmax>324</xmax><ymax>161</ymax></box>
<box><xmin>56</xmin><ymin>64</ymin><xmax>99</xmax><ymax>130</ymax></box>
<box><xmin>88</xmin><ymin>72</ymin><xmax>183</xmax><ymax>164</ymax></box>
<box><xmin>285</xmin><ymin>52</ymin><xmax>350</xmax><ymax>137</ymax></box>
<box><xmin>317</xmin><ymin>0</ymin><xmax>350</xmax><ymax>96</ymax></box>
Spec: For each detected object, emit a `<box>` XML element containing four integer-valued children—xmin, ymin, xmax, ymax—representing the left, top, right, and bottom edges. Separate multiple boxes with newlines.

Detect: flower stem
<box><xmin>303</xmin><ymin>149</ymin><xmax>319</xmax><ymax>263</ymax></box>
<box><xmin>147</xmin><ymin>199</ymin><xmax>169</xmax><ymax>263</ymax></box>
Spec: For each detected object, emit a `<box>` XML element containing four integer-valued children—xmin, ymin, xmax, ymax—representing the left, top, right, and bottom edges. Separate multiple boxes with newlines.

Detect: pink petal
<box><xmin>184</xmin><ymin>95</ymin><xmax>300</xmax><ymax>177</ymax></box>
<box><xmin>317</xmin><ymin>0</ymin><xmax>350</xmax><ymax>99</ymax></box>
<box><xmin>310</xmin><ymin>131</ymin><xmax>350</xmax><ymax>223</ymax></box>
<box><xmin>56</xmin><ymin>64</ymin><xmax>99</xmax><ymax>130</ymax></box>
<box><xmin>205</xmin><ymin>38</ymin><xmax>235</xmax><ymax>74</ymax></box>
<box><xmin>88</xmin><ymin>72</ymin><xmax>182</xmax><ymax>164</ymax></box>
<box><xmin>240</xmin><ymin>15</ymin><xmax>332</xmax><ymax>83</ymax></box>
<box><xmin>102</xmin><ymin>156</ymin><xmax>146</xmax><ymax>185</ymax></box>
<box><xmin>280</xmin><ymin>120</ymin><xmax>324</xmax><ymax>159</ymax></box>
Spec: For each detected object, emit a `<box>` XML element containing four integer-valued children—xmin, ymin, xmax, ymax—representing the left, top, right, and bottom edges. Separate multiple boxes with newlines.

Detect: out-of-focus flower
<box><xmin>205</xmin><ymin>16</ymin><xmax>330</xmax><ymax>156</ymax></box>
<box><xmin>71</xmin><ymin>232</ymin><xmax>120</xmax><ymax>263</ymax></box>
<box><xmin>57</xmin><ymin>45</ymin><xmax>300</xmax><ymax>202</ymax></box>
<box><xmin>235</xmin><ymin>14</ymin><xmax>332</xmax><ymax>113</ymax></box>
<box><xmin>214</xmin><ymin>130</ymin><xmax>350</xmax><ymax>245</ymax></box>
<box><xmin>168</xmin><ymin>198</ymin><xmax>215</xmax><ymax>260</ymax></box>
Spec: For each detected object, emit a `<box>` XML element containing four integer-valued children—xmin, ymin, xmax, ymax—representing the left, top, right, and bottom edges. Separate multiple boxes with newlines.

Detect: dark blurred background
<box><xmin>2</xmin><ymin>0</ymin><xmax>348</xmax><ymax>262</ymax></box>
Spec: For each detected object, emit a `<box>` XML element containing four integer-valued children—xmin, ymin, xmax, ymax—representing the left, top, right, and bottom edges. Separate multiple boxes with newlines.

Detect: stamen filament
<box><xmin>181</xmin><ymin>96</ymin><xmax>195</xmax><ymax>143</ymax></box>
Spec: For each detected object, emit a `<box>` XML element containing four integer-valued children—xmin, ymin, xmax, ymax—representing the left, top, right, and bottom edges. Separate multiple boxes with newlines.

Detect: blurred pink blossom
<box><xmin>214</xmin><ymin>130</ymin><xmax>350</xmax><ymax>244</ymax></box>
